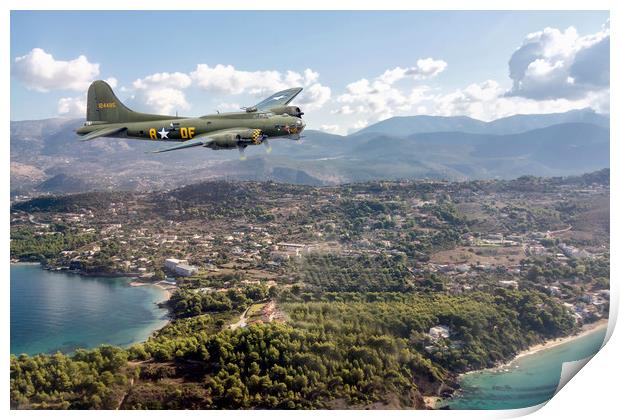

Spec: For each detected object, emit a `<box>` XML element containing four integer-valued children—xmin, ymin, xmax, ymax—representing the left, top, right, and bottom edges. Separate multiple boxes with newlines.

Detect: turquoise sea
<box><xmin>10</xmin><ymin>264</ymin><xmax>169</xmax><ymax>355</ymax></box>
<box><xmin>442</xmin><ymin>324</ymin><xmax>607</xmax><ymax>410</ymax></box>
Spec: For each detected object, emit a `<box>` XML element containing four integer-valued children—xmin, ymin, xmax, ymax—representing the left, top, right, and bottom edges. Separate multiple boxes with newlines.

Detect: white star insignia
<box><xmin>272</xmin><ymin>95</ymin><xmax>286</xmax><ymax>101</ymax></box>
<box><xmin>158</xmin><ymin>128</ymin><xmax>169</xmax><ymax>139</ymax></box>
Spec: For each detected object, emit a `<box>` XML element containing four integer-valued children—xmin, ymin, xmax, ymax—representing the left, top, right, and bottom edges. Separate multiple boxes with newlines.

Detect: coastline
<box><xmin>461</xmin><ymin>318</ymin><xmax>608</xmax><ymax>377</ymax></box>
<box><xmin>155</xmin><ymin>284</ymin><xmax>173</xmax><ymax>301</ymax></box>
<box><xmin>19</xmin><ymin>259</ymin><xmax>176</xmax><ymax>303</ymax></box>
<box><xmin>511</xmin><ymin>318</ymin><xmax>608</xmax><ymax>363</ymax></box>
<box><xmin>124</xmin><ymin>282</ymin><xmax>174</xmax><ymax>348</ymax></box>
<box><xmin>11</xmin><ymin>263</ymin><xmax>174</xmax><ymax>354</ymax></box>
<box><xmin>425</xmin><ymin>319</ymin><xmax>609</xmax><ymax>409</ymax></box>
<box><xmin>12</xmin><ymin>258</ymin><xmax>144</xmax><ymax>279</ymax></box>
<box><xmin>129</xmin><ymin>281</ymin><xmax>174</xmax><ymax>302</ymax></box>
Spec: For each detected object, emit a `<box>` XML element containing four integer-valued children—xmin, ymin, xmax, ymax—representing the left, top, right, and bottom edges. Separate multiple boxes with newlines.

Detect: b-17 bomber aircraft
<box><xmin>76</xmin><ymin>80</ymin><xmax>306</xmax><ymax>158</ymax></box>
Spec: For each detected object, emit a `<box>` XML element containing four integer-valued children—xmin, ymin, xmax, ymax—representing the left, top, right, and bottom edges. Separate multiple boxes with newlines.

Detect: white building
<box><xmin>165</xmin><ymin>258</ymin><xmax>197</xmax><ymax>276</ymax></box>
<box><xmin>165</xmin><ymin>258</ymin><xmax>187</xmax><ymax>271</ymax></box>
<box><xmin>175</xmin><ymin>264</ymin><xmax>198</xmax><ymax>277</ymax></box>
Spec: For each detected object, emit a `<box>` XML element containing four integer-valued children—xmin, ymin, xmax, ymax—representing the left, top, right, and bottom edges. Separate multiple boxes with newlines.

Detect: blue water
<box><xmin>10</xmin><ymin>264</ymin><xmax>169</xmax><ymax>355</ymax></box>
<box><xmin>443</xmin><ymin>325</ymin><xmax>607</xmax><ymax>410</ymax></box>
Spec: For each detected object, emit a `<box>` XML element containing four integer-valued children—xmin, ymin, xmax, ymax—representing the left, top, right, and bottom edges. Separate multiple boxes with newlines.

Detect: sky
<box><xmin>10</xmin><ymin>10</ymin><xmax>610</xmax><ymax>134</ymax></box>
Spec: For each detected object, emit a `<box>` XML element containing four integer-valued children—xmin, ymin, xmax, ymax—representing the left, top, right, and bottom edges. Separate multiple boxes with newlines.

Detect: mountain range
<box><xmin>353</xmin><ymin>108</ymin><xmax>609</xmax><ymax>137</ymax></box>
<box><xmin>10</xmin><ymin>108</ymin><xmax>609</xmax><ymax>194</ymax></box>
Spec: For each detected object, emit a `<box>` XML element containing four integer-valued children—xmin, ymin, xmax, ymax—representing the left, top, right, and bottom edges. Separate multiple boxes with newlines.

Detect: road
<box><xmin>229</xmin><ymin>305</ymin><xmax>251</xmax><ymax>330</ymax></box>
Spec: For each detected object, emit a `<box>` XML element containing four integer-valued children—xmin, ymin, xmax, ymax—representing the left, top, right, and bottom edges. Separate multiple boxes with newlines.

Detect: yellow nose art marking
<box><xmin>252</xmin><ymin>129</ymin><xmax>261</xmax><ymax>144</ymax></box>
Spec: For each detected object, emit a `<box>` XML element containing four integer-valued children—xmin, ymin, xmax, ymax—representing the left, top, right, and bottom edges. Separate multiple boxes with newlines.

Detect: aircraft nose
<box><xmin>297</xmin><ymin>118</ymin><xmax>305</xmax><ymax>132</ymax></box>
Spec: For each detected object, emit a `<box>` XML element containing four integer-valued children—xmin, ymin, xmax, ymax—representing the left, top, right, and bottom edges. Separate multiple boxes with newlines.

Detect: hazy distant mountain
<box><xmin>10</xmin><ymin>109</ymin><xmax>610</xmax><ymax>194</ymax></box>
<box><xmin>353</xmin><ymin>115</ymin><xmax>487</xmax><ymax>137</ymax></box>
<box><xmin>349</xmin><ymin>123</ymin><xmax>609</xmax><ymax>179</ymax></box>
<box><xmin>354</xmin><ymin>108</ymin><xmax>609</xmax><ymax>137</ymax></box>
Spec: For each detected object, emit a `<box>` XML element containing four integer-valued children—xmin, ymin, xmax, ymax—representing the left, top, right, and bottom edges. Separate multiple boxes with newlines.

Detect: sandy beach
<box><xmin>424</xmin><ymin>319</ymin><xmax>609</xmax><ymax>409</ymax></box>
<box><xmin>128</xmin><ymin>281</ymin><xmax>174</xmax><ymax>301</ymax></box>
<box><xmin>458</xmin><ymin>318</ymin><xmax>609</xmax><ymax>376</ymax></box>
<box><xmin>154</xmin><ymin>283</ymin><xmax>173</xmax><ymax>301</ymax></box>
<box><xmin>129</xmin><ymin>281</ymin><xmax>147</xmax><ymax>287</ymax></box>
<box><xmin>512</xmin><ymin>318</ymin><xmax>608</xmax><ymax>362</ymax></box>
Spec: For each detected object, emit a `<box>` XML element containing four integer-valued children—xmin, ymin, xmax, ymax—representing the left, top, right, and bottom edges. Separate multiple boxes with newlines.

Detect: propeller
<box><xmin>238</xmin><ymin>145</ymin><xmax>247</xmax><ymax>160</ymax></box>
<box><xmin>263</xmin><ymin>138</ymin><xmax>272</xmax><ymax>154</ymax></box>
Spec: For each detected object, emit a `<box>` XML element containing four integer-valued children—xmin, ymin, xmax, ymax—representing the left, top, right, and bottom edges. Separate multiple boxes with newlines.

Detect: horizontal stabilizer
<box><xmin>151</xmin><ymin>138</ymin><xmax>208</xmax><ymax>154</ymax></box>
<box><xmin>79</xmin><ymin>126</ymin><xmax>126</xmax><ymax>141</ymax></box>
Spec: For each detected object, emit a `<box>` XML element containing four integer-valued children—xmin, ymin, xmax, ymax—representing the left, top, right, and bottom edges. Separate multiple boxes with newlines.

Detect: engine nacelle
<box><xmin>210</xmin><ymin>129</ymin><xmax>263</xmax><ymax>148</ymax></box>
<box><xmin>269</xmin><ymin>105</ymin><xmax>304</xmax><ymax>118</ymax></box>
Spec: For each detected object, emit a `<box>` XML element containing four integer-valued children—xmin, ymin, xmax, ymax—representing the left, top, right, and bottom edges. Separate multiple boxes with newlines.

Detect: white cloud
<box><xmin>191</xmin><ymin>64</ymin><xmax>319</xmax><ymax>95</ymax></box>
<box><xmin>415</xmin><ymin>58</ymin><xmax>448</xmax><ymax>78</ymax></box>
<box><xmin>297</xmin><ymin>83</ymin><xmax>331</xmax><ymax>111</ymax></box>
<box><xmin>191</xmin><ymin>64</ymin><xmax>281</xmax><ymax>95</ymax></box>
<box><xmin>338</xmin><ymin>78</ymin><xmax>432</xmax><ymax>121</ymax></box>
<box><xmin>104</xmin><ymin>77</ymin><xmax>118</xmax><ymax>89</ymax></box>
<box><xmin>57</xmin><ymin>96</ymin><xmax>87</xmax><ymax>116</ymax></box>
<box><xmin>302</xmin><ymin>69</ymin><xmax>319</xmax><ymax>85</ymax></box>
<box><xmin>332</xmin><ymin>105</ymin><xmax>355</xmax><ymax>115</ymax></box>
<box><xmin>320</xmin><ymin>124</ymin><xmax>342</xmax><ymax>135</ymax></box>
<box><xmin>349</xmin><ymin>119</ymin><xmax>368</xmax><ymax>133</ymax></box>
<box><xmin>432</xmin><ymin>79</ymin><xmax>607</xmax><ymax>121</ymax></box>
<box><xmin>190</xmin><ymin>64</ymin><xmax>330</xmax><ymax>110</ymax></box>
<box><xmin>13</xmin><ymin>48</ymin><xmax>100</xmax><ymax>92</ymax></box>
<box><xmin>129</xmin><ymin>72</ymin><xmax>192</xmax><ymax>115</ymax></box>
<box><xmin>335</xmin><ymin>58</ymin><xmax>444</xmax><ymax>124</ymax></box>
<box><xmin>377</xmin><ymin>58</ymin><xmax>447</xmax><ymax>84</ymax></box>
<box><xmin>132</xmin><ymin>72</ymin><xmax>191</xmax><ymax>90</ymax></box>
<box><xmin>139</xmin><ymin>88</ymin><xmax>190</xmax><ymax>115</ymax></box>
<box><xmin>508</xmin><ymin>22</ymin><xmax>609</xmax><ymax>99</ymax></box>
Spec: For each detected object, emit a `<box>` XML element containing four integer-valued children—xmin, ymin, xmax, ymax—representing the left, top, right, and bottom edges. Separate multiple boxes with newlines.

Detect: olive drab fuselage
<box><xmin>76</xmin><ymin>113</ymin><xmax>304</xmax><ymax>144</ymax></box>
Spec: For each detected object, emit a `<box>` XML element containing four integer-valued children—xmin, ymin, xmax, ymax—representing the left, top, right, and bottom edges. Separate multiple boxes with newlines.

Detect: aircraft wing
<box><xmin>253</xmin><ymin>87</ymin><xmax>303</xmax><ymax>110</ymax></box>
<box><xmin>79</xmin><ymin>126</ymin><xmax>126</xmax><ymax>141</ymax></box>
<box><xmin>151</xmin><ymin>137</ymin><xmax>211</xmax><ymax>154</ymax></box>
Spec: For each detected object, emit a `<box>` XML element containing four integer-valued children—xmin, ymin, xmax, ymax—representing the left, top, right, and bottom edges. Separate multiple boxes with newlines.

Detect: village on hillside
<box><xmin>11</xmin><ymin>172</ymin><xmax>610</xmax><ymax>329</ymax></box>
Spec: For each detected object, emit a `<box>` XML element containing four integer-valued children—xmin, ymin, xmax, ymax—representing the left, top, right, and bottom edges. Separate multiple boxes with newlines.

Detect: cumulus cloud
<box><xmin>337</xmin><ymin>79</ymin><xmax>432</xmax><ymax>121</ymax></box>
<box><xmin>296</xmin><ymin>83</ymin><xmax>331</xmax><ymax>111</ymax></box>
<box><xmin>138</xmin><ymin>88</ymin><xmax>190</xmax><ymax>115</ymax></box>
<box><xmin>13</xmin><ymin>48</ymin><xmax>100</xmax><ymax>92</ymax></box>
<box><xmin>377</xmin><ymin>58</ymin><xmax>447</xmax><ymax>84</ymax></box>
<box><xmin>192</xmin><ymin>64</ymin><xmax>281</xmax><ymax>95</ymax></box>
<box><xmin>191</xmin><ymin>64</ymin><xmax>317</xmax><ymax>95</ymax></box>
<box><xmin>190</xmin><ymin>65</ymin><xmax>331</xmax><ymax>110</ymax></box>
<box><xmin>57</xmin><ymin>96</ymin><xmax>87</xmax><ymax>116</ymax></box>
<box><xmin>335</xmin><ymin>58</ymin><xmax>444</xmax><ymax>122</ymax></box>
<box><xmin>129</xmin><ymin>72</ymin><xmax>192</xmax><ymax>115</ymax></box>
<box><xmin>433</xmin><ymin>79</ymin><xmax>607</xmax><ymax>121</ymax></box>
<box><xmin>132</xmin><ymin>72</ymin><xmax>191</xmax><ymax>90</ymax></box>
<box><xmin>507</xmin><ymin>22</ymin><xmax>609</xmax><ymax>99</ymax></box>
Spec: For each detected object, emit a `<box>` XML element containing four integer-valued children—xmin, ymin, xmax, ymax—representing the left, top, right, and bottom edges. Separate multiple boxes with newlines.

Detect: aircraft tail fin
<box><xmin>86</xmin><ymin>80</ymin><xmax>136</xmax><ymax>123</ymax></box>
<box><xmin>86</xmin><ymin>80</ymin><xmax>173</xmax><ymax>123</ymax></box>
